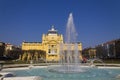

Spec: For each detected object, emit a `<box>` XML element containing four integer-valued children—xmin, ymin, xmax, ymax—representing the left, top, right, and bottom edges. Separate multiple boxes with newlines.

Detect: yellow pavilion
<box><xmin>21</xmin><ymin>26</ymin><xmax>82</xmax><ymax>62</ymax></box>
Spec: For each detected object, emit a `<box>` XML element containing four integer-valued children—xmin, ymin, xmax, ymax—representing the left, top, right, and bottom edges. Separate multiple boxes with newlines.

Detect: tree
<box><xmin>5</xmin><ymin>48</ymin><xmax>22</xmax><ymax>60</ymax></box>
<box><xmin>116</xmin><ymin>40</ymin><xmax>120</xmax><ymax>58</ymax></box>
<box><xmin>96</xmin><ymin>45</ymin><xmax>107</xmax><ymax>59</ymax></box>
<box><xmin>21</xmin><ymin>50</ymin><xmax>46</xmax><ymax>62</ymax></box>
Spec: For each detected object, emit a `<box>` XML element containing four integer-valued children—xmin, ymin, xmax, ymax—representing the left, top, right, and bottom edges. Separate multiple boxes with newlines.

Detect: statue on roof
<box><xmin>51</xmin><ymin>25</ymin><xmax>55</xmax><ymax>31</ymax></box>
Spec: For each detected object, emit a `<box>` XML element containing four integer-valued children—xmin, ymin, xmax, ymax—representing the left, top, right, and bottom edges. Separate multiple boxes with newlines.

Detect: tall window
<box><xmin>48</xmin><ymin>45</ymin><xmax>57</xmax><ymax>54</ymax></box>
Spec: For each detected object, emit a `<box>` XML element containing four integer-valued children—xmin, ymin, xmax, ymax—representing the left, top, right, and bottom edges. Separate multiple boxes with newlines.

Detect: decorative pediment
<box><xmin>47</xmin><ymin>40</ymin><xmax>59</xmax><ymax>44</ymax></box>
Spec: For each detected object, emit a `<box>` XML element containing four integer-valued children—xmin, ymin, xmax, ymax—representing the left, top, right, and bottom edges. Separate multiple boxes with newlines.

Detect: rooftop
<box><xmin>47</xmin><ymin>25</ymin><xmax>58</xmax><ymax>35</ymax></box>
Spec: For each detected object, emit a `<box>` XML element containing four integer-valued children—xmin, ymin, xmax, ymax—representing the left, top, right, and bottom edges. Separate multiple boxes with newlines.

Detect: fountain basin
<box><xmin>3</xmin><ymin>76</ymin><xmax>42</xmax><ymax>80</ymax></box>
<box><xmin>2</xmin><ymin>66</ymin><xmax>120</xmax><ymax>80</ymax></box>
<box><xmin>48</xmin><ymin>64</ymin><xmax>89</xmax><ymax>73</ymax></box>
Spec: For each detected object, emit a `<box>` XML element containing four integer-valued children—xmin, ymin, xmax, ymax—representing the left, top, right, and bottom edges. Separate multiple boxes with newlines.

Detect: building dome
<box><xmin>48</xmin><ymin>25</ymin><xmax>58</xmax><ymax>35</ymax></box>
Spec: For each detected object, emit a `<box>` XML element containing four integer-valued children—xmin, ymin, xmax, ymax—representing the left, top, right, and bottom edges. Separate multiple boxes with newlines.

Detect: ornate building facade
<box><xmin>21</xmin><ymin>26</ymin><xmax>82</xmax><ymax>62</ymax></box>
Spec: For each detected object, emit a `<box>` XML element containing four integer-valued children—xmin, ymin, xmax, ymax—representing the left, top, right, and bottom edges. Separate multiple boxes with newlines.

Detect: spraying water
<box><xmin>66</xmin><ymin>13</ymin><xmax>77</xmax><ymax>43</ymax></box>
<box><xmin>49</xmin><ymin>13</ymin><xmax>86</xmax><ymax>73</ymax></box>
<box><xmin>60</xmin><ymin>13</ymin><xmax>80</xmax><ymax>72</ymax></box>
<box><xmin>59</xmin><ymin>13</ymin><xmax>80</xmax><ymax>66</ymax></box>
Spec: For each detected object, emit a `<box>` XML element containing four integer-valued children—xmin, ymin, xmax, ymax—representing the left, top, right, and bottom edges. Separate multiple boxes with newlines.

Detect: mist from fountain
<box><xmin>49</xmin><ymin>13</ymin><xmax>87</xmax><ymax>73</ymax></box>
<box><xmin>65</xmin><ymin>13</ymin><xmax>79</xmax><ymax>65</ymax></box>
<box><xmin>60</xmin><ymin>13</ymin><xmax>80</xmax><ymax>71</ymax></box>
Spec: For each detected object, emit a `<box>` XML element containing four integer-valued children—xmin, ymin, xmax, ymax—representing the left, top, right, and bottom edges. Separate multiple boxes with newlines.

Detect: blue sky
<box><xmin>0</xmin><ymin>0</ymin><xmax>120</xmax><ymax>48</ymax></box>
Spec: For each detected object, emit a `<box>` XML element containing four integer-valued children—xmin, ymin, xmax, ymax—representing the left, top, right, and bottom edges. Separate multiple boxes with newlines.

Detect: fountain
<box><xmin>48</xmin><ymin>13</ymin><xmax>87</xmax><ymax>73</ymax></box>
<box><xmin>29</xmin><ymin>60</ymin><xmax>34</xmax><ymax>69</ymax></box>
<box><xmin>89</xmin><ymin>58</ymin><xmax>106</xmax><ymax>67</ymax></box>
<box><xmin>2</xmin><ymin>13</ymin><xmax>120</xmax><ymax>80</ymax></box>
